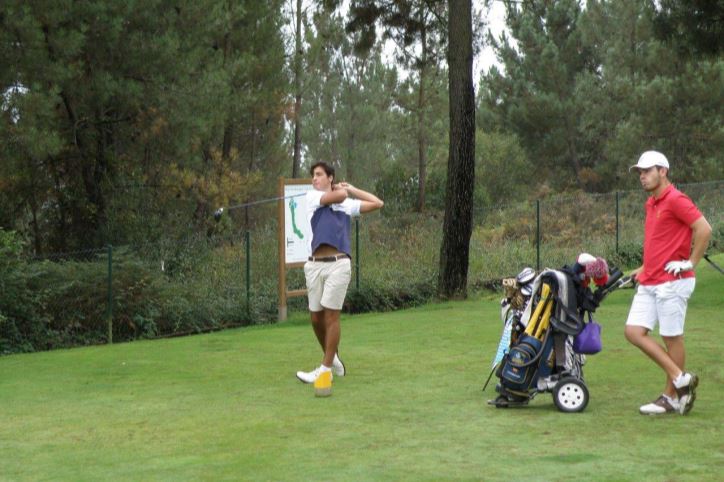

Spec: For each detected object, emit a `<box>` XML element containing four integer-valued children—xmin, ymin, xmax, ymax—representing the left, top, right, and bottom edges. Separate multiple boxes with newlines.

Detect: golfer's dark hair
<box><xmin>310</xmin><ymin>162</ymin><xmax>335</xmax><ymax>181</ymax></box>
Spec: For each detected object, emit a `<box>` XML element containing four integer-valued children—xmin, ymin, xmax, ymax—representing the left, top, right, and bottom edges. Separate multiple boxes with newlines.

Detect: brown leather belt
<box><xmin>308</xmin><ymin>254</ymin><xmax>350</xmax><ymax>262</ymax></box>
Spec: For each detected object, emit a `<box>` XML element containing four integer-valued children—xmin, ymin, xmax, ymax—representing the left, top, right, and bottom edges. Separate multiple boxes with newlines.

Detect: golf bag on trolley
<box><xmin>486</xmin><ymin>256</ymin><xmax>627</xmax><ymax>413</ymax></box>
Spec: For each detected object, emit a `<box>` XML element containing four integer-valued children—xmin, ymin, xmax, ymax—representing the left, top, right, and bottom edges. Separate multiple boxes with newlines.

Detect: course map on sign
<box><xmin>284</xmin><ymin>183</ymin><xmax>314</xmax><ymax>264</ymax></box>
<box><xmin>289</xmin><ymin>197</ymin><xmax>304</xmax><ymax>239</ymax></box>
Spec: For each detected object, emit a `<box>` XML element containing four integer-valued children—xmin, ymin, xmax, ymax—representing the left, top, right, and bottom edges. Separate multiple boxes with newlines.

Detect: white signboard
<box><xmin>284</xmin><ymin>183</ymin><xmax>314</xmax><ymax>264</ymax></box>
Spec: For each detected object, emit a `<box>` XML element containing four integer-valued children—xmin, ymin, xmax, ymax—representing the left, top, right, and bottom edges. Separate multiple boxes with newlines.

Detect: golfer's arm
<box><xmin>320</xmin><ymin>187</ymin><xmax>348</xmax><ymax>206</ymax></box>
<box><xmin>689</xmin><ymin>216</ymin><xmax>712</xmax><ymax>267</ymax></box>
<box><xmin>347</xmin><ymin>186</ymin><xmax>384</xmax><ymax>213</ymax></box>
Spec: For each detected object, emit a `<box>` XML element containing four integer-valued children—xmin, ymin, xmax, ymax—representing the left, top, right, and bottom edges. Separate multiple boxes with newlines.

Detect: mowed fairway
<box><xmin>1</xmin><ymin>255</ymin><xmax>723</xmax><ymax>481</ymax></box>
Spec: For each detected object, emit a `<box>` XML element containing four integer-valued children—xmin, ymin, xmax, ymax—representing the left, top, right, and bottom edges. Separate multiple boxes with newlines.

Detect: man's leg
<box><xmin>662</xmin><ymin>335</ymin><xmax>685</xmax><ymax>398</ymax></box>
<box><xmin>310</xmin><ymin>310</ymin><xmax>326</xmax><ymax>350</ymax></box>
<box><xmin>322</xmin><ymin>308</ymin><xmax>341</xmax><ymax>368</ymax></box>
<box><xmin>296</xmin><ymin>311</ymin><xmax>332</xmax><ymax>385</ymax></box>
<box><xmin>624</xmin><ymin>326</ymin><xmax>682</xmax><ymax>380</ymax></box>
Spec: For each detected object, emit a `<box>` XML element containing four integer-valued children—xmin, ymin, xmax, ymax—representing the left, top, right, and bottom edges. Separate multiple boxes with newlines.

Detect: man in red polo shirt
<box><xmin>625</xmin><ymin>151</ymin><xmax>712</xmax><ymax>416</ymax></box>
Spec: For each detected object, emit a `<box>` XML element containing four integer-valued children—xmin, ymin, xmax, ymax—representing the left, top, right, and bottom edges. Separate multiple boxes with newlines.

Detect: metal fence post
<box><xmin>107</xmin><ymin>244</ymin><xmax>113</xmax><ymax>344</ymax></box>
<box><xmin>245</xmin><ymin>230</ymin><xmax>251</xmax><ymax>319</ymax></box>
<box><xmin>615</xmin><ymin>191</ymin><xmax>620</xmax><ymax>254</ymax></box>
<box><xmin>355</xmin><ymin>218</ymin><xmax>360</xmax><ymax>289</ymax></box>
<box><xmin>536</xmin><ymin>200</ymin><xmax>541</xmax><ymax>271</ymax></box>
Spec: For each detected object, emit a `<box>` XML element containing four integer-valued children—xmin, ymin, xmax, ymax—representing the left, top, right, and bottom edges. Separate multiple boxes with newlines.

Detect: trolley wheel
<box><xmin>553</xmin><ymin>377</ymin><xmax>589</xmax><ymax>413</ymax></box>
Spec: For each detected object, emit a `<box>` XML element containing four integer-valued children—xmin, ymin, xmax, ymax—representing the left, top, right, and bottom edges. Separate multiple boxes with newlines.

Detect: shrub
<box><xmin>345</xmin><ymin>277</ymin><xmax>436</xmax><ymax>314</ymax></box>
<box><xmin>604</xmin><ymin>242</ymin><xmax>643</xmax><ymax>271</ymax></box>
<box><xmin>0</xmin><ymin>229</ymin><xmax>46</xmax><ymax>354</ymax></box>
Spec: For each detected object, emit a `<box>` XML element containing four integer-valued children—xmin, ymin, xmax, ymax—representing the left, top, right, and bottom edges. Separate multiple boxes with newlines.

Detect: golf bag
<box><xmin>487</xmin><ymin>261</ymin><xmax>626</xmax><ymax>413</ymax></box>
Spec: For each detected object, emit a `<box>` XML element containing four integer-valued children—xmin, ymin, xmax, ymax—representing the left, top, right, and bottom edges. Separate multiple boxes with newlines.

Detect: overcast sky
<box><xmin>378</xmin><ymin>0</ymin><xmax>509</xmax><ymax>83</ymax></box>
<box><xmin>477</xmin><ymin>0</ymin><xmax>507</xmax><ymax>76</ymax></box>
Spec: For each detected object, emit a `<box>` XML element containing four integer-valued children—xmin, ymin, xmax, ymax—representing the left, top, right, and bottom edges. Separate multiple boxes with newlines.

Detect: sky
<box><xmin>477</xmin><ymin>0</ymin><xmax>508</xmax><ymax>76</ymax></box>
<box><xmin>379</xmin><ymin>0</ymin><xmax>509</xmax><ymax>83</ymax></box>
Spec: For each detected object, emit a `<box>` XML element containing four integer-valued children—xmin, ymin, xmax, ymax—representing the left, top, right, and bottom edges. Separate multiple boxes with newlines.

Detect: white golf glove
<box><xmin>664</xmin><ymin>260</ymin><xmax>693</xmax><ymax>276</ymax></box>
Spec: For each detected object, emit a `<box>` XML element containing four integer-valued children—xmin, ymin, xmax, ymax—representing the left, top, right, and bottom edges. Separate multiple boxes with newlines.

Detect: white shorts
<box><xmin>304</xmin><ymin>258</ymin><xmax>352</xmax><ymax>311</ymax></box>
<box><xmin>626</xmin><ymin>278</ymin><xmax>696</xmax><ymax>337</ymax></box>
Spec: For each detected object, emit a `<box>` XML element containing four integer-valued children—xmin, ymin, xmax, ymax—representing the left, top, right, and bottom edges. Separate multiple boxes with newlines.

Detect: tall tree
<box><xmin>291</xmin><ymin>0</ymin><xmax>305</xmax><ymax>178</ymax></box>
<box><xmin>438</xmin><ymin>0</ymin><xmax>475</xmax><ymax>298</ymax></box>
<box><xmin>0</xmin><ymin>0</ymin><xmax>289</xmax><ymax>251</ymax></box>
<box><xmin>576</xmin><ymin>0</ymin><xmax>723</xmax><ymax>188</ymax></box>
<box><xmin>653</xmin><ymin>0</ymin><xmax>724</xmax><ymax>57</ymax></box>
<box><xmin>347</xmin><ymin>0</ymin><xmax>447</xmax><ymax>211</ymax></box>
<box><xmin>482</xmin><ymin>0</ymin><xmax>597</xmax><ymax>190</ymax></box>
<box><xmin>302</xmin><ymin>7</ymin><xmax>400</xmax><ymax>187</ymax></box>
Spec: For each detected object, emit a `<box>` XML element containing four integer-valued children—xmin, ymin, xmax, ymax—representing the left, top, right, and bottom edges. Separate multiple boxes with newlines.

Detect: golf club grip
<box><xmin>603</xmin><ymin>268</ymin><xmax>623</xmax><ymax>291</ymax></box>
<box><xmin>616</xmin><ymin>275</ymin><xmax>632</xmax><ymax>289</ymax></box>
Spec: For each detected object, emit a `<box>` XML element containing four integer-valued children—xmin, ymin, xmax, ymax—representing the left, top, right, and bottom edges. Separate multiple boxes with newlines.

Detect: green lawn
<box><xmin>1</xmin><ymin>255</ymin><xmax>723</xmax><ymax>481</ymax></box>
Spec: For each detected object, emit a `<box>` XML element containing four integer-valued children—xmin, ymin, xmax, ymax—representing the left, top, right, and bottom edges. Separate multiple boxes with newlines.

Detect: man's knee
<box><xmin>625</xmin><ymin>325</ymin><xmax>649</xmax><ymax>346</ymax></box>
<box><xmin>662</xmin><ymin>334</ymin><xmax>684</xmax><ymax>348</ymax></box>
<box><xmin>323</xmin><ymin>308</ymin><xmax>341</xmax><ymax>326</ymax></box>
<box><xmin>310</xmin><ymin>310</ymin><xmax>324</xmax><ymax>325</ymax></box>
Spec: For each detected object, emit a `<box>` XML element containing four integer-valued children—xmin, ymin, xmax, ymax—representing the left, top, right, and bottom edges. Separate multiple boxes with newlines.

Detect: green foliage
<box><xmin>1</xmin><ymin>0</ymin><xmax>289</xmax><ymax>253</ymax></box>
<box><xmin>2</xmin><ymin>181</ymin><xmax>721</xmax><ymax>354</ymax></box>
<box><xmin>345</xmin><ymin>278</ymin><xmax>437</xmax><ymax>313</ymax></box>
<box><xmin>373</xmin><ymin>163</ymin><xmax>446</xmax><ymax>212</ymax></box>
<box><xmin>2</xmin><ymin>0</ymin><xmax>722</xmax><ymax>351</ymax></box>
<box><xmin>475</xmin><ymin>130</ymin><xmax>534</xmax><ymax>206</ymax></box>
<box><xmin>0</xmin><ymin>229</ymin><xmax>41</xmax><ymax>353</ymax></box>
<box><xmin>482</xmin><ymin>0</ymin><xmax>593</xmax><ymax>190</ymax></box>
<box><xmin>605</xmin><ymin>241</ymin><xmax>643</xmax><ymax>271</ymax></box>
<box><xmin>483</xmin><ymin>0</ymin><xmax>724</xmax><ymax>193</ymax></box>
<box><xmin>653</xmin><ymin>0</ymin><xmax>724</xmax><ymax>57</ymax></box>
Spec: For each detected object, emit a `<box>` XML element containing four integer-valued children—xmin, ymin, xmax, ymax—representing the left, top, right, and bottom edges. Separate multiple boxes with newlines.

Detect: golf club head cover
<box><xmin>585</xmin><ymin>257</ymin><xmax>609</xmax><ymax>286</ymax></box>
<box><xmin>574</xmin><ymin>253</ymin><xmax>597</xmax><ymax>285</ymax></box>
<box><xmin>577</xmin><ymin>252</ymin><xmax>597</xmax><ymax>265</ymax></box>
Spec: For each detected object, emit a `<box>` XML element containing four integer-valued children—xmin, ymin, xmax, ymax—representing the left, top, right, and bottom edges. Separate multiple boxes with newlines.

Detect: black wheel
<box><xmin>553</xmin><ymin>377</ymin><xmax>589</xmax><ymax>413</ymax></box>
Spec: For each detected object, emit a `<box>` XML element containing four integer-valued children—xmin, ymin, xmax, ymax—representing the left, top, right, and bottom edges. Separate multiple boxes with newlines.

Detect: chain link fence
<box><xmin>2</xmin><ymin>181</ymin><xmax>721</xmax><ymax>353</ymax></box>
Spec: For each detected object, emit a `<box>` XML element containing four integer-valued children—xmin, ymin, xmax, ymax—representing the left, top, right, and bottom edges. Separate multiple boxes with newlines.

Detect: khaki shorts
<box><xmin>304</xmin><ymin>258</ymin><xmax>352</xmax><ymax>311</ymax></box>
<box><xmin>626</xmin><ymin>278</ymin><xmax>696</xmax><ymax>337</ymax></box>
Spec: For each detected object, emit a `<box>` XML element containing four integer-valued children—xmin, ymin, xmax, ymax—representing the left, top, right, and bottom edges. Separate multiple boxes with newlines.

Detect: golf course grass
<box><xmin>1</xmin><ymin>255</ymin><xmax>722</xmax><ymax>481</ymax></box>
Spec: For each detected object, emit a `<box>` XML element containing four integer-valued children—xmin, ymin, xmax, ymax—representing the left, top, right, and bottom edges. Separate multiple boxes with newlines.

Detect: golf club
<box><xmin>704</xmin><ymin>254</ymin><xmax>724</xmax><ymax>275</ymax></box>
<box><xmin>212</xmin><ymin>193</ymin><xmax>306</xmax><ymax>222</ymax></box>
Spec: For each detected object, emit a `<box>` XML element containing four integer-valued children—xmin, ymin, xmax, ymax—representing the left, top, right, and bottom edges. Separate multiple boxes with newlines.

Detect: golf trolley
<box><xmin>484</xmin><ymin>260</ymin><xmax>630</xmax><ymax>413</ymax></box>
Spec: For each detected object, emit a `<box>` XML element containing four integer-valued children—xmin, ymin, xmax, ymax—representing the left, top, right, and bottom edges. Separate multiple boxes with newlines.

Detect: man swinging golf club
<box><xmin>296</xmin><ymin>162</ymin><xmax>383</xmax><ymax>397</ymax></box>
<box><xmin>625</xmin><ymin>151</ymin><xmax>711</xmax><ymax>415</ymax></box>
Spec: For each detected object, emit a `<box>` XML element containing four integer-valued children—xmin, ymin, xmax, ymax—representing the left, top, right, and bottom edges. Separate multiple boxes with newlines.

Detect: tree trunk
<box><xmin>416</xmin><ymin>17</ymin><xmax>428</xmax><ymax>212</ymax></box>
<box><xmin>347</xmin><ymin>79</ymin><xmax>357</xmax><ymax>181</ymax></box>
<box><xmin>249</xmin><ymin>109</ymin><xmax>257</xmax><ymax>173</ymax></box>
<box><xmin>438</xmin><ymin>0</ymin><xmax>475</xmax><ymax>299</ymax></box>
<box><xmin>222</xmin><ymin>31</ymin><xmax>233</xmax><ymax>161</ymax></box>
<box><xmin>28</xmin><ymin>186</ymin><xmax>42</xmax><ymax>255</ymax></box>
<box><xmin>292</xmin><ymin>0</ymin><xmax>303</xmax><ymax>178</ymax></box>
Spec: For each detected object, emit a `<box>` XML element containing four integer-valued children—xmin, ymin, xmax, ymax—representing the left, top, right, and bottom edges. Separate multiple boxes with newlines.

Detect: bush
<box><xmin>604</xmin><ymin>242</ymin><xmax>643</xmax><ymax>271</ymax></box>
<box><xmin>1</xmin><ymin>240</ymin><xmax>260</xmax><ymax>353</ymax></box>
<box><xmin>345</xmin><ymin>278</ymin><xmax>437</xmax><ymax>314</ymax></box>
<box><xmin>3</xmin><ymin>181</ymin><xmax>720</xmax><ymax>355</ymax></box>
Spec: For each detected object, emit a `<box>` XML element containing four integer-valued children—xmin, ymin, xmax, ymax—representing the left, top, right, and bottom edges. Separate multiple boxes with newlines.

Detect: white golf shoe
<box><xmin>332</xmin><ymin>353</ymin><xmax>346</xmax><ymax>377</ymax></box>
<box><xmin>296</xmin><ymin>366</ymin><xmax>326</xmax><ymax>384</ymax></box>
<box><xmin>297</xmin><ymin>353</ymin><xmax>345</xmax><ymax>383</ymax></box>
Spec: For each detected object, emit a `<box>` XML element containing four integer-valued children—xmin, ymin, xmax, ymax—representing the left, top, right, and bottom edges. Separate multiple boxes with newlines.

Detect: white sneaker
<box><xmin>674</xmin><ymin>372</ymin><xmax>699</xmax><ymax>415</ymax></box>
<box><xmin>333</xmin><ymin>353</ymin><xmax>346</xmax><ymax>377</ymax></box>
<box><xmin>296</xmin><ymin>366</ymin><xmax>333</xmax><ymax>384</ymax></box>
<box><xmin>639</xmin><ymin>395</ymin><xmax>678</xmax><ymax>415</ymax></box>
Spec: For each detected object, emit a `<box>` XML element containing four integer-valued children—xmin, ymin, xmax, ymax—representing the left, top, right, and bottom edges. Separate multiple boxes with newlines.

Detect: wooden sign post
<box><xmin>277</xmin><ymin>177</ymin><xmax>314</xmax><ymax>321</ymax></box>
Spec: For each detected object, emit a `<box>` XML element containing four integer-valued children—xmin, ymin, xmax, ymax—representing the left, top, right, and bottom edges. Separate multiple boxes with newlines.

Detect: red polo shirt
<box><xmin>638</xmin><ymin>184</ymin><xmax>702</xmax><ymax>285</ymax></box>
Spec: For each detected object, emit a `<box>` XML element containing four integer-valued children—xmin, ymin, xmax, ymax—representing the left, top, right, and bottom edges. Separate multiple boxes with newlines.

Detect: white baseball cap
<box><xmin>629</xmin><ymin>151</ymin><xmax>669</xmax><ymax>172</ymax></box>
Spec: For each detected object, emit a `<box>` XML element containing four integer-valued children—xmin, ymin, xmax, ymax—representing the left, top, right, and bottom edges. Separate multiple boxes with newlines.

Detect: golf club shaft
<box><xmin>704</xmin><ymin>254</ymin><xmax>724</xmax><ymax>275</ymax></box>
<box><xmin>222</xmin><ymin>193</ymin><xmax>306</xmax><ymax>213</ymax></box>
